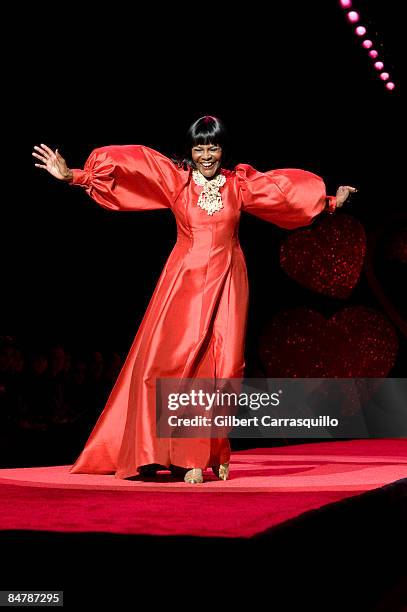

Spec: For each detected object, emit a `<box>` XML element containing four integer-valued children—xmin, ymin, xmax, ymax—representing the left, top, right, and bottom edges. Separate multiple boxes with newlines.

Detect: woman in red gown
<box><xmin>32</xmin><ymin>116</ymin><xmax>356</xmax><ymax>483</ymax></box>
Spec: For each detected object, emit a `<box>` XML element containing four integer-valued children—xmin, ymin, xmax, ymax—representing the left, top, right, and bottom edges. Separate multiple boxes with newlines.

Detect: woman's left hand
<box><xmin>336</xmin><ymin>185</ymin><xmax>358</xmax><ymax>208</ymax></box>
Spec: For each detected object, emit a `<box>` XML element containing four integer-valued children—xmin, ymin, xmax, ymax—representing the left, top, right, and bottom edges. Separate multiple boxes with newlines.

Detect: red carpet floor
<box><xmin>0</xmin><ymin>439</ymin><xmax>405</xmax><ymax>538</ymax></box>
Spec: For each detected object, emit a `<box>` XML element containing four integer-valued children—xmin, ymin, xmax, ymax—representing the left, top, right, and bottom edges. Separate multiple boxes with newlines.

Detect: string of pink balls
<box><xmin>339</xmin><ymin>0</ymin><xmax>396</xmax><ymax>91</ymax></box>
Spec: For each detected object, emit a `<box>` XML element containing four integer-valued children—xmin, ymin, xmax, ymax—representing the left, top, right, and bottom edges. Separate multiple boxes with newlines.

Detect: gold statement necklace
<box><xmin>192</xmin><ymin>169</ymin><xmax>226</xmax><ymax>215</ymax></box>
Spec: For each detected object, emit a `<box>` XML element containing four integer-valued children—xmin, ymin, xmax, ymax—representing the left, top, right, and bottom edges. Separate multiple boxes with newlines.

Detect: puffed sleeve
<box><xmin>236</xmin><ymin>164</ymin><xmax>336</xmax><ymax>230</ymax></box>
<box><xmin>68</xmin><ymin>145</ymin><xmax>188</xmax><ymax>211</ymax></box>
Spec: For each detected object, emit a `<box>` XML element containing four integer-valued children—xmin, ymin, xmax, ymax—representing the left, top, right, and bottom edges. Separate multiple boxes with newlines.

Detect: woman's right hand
<box><xmin>32</xmin><ymin>144</ymin><xmax>73</xmax><ymax>181</ymax></box>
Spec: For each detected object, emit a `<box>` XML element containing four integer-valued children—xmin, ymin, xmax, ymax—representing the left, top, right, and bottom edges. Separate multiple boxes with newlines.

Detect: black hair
<box><xmin>172</xmin><ymin>115</ymin><xmax>229</xmax><ymax>170</ymax></box>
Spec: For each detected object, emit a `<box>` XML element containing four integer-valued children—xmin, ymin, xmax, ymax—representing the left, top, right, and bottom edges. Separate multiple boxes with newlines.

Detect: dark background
<box><xmin>1</xmin><ymin>1</ymin><xmax>405</xmax><ymax>463</ymax></box>
<box><xmin>7</xmin><ymin>1</ymin><xmax>403</xmax><ymax>343</ymax></box>
<box><xmin>1</xmin><ymin>7</ymin><xmax>406</xmax><ymax>610</ymax></box>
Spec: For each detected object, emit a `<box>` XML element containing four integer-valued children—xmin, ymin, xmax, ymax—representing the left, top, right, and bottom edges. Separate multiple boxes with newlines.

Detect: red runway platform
<box><xmin>1</xmin><ymin>439</ymin><xmax>406</xmax><ymax>538</ymax></box>
<box><xmin>1</xmin><ymin>439</ymin><xmax>406</xmax><ymax>610</ymax></box>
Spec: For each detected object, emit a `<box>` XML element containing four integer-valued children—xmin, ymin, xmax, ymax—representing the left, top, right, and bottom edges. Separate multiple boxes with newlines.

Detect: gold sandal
<box><xmin>211</xmin><ymin>462</ymin><xmax>230</xmax><ymax>481</ymax></box>
<box><xmin>184</xmin><ymin>468</ymin><xmax>204</xmax><ymax>484</ymax></box>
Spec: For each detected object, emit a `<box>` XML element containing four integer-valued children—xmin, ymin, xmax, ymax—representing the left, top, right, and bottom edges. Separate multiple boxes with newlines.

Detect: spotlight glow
<box><xmin>347</xmin><ymin>11</ymin><xmax>359</xmax><ymax>23</ymax></box>
<box><xmin>385</xmin><ymin>82</ymin><xmax>395</xmax><ymax>91</ymax></box>
<box><xmin>374</xmin><ymin>61</ymin><xmax>384</xmax><ymax>70</ymax></box>
<box><xmin>355</xmin><ymin>26</ymin><xmax>367</xmax><ymax>36</ymax></box>
<box><xmin>368</xmin><ymin>50</ymin><xmax>378</xmax><ymax>59</ymax></box>
<box><xmin>380</xmin><ymin>72</ymin><xmax>390</xmax><ymax>81</ymax></box>
<box><xmin>362</xmin><ymin>40</ymin><xmax>373</xmax><ymax>49</ymax></box>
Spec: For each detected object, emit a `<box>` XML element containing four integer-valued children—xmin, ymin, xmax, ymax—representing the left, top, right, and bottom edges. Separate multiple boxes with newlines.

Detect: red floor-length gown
<box><xmin>68</xmin><ymin>145</ymin><xmax>335</xmax><ymax>479</ymax></box>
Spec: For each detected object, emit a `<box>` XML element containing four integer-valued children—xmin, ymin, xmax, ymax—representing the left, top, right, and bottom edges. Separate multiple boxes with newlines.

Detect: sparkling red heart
<box><xmin>280</xmin><ymin>214</ymin><xmax>366</xmax><ymax>298</ymax></box>
<box><xmin>259</xmin><ymin>306</ymin><xmax>398</xmax><ymax>378</ymax></box>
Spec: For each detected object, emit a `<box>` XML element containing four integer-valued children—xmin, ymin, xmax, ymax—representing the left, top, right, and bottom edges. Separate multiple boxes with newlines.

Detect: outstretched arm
<box><xmin>32</xmin><ymin>143</ymin><xmax>189</xmax><ymax>212</ymax></box>
<box><xmin>237</xmin><ymin>164</ymin><xmax>358</xmax><ymax>229</ymax></box>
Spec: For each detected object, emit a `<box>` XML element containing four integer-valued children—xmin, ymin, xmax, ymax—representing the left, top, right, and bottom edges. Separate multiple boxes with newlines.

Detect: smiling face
<box><xmin>191</xmin><ymin>143</ymin><xmax>223</xmax><ymax>179</ymax></box>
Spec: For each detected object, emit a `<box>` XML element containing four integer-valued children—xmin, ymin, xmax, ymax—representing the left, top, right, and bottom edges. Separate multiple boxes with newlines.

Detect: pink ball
<box><xmin>355</xmin><ymin>26</ymin><xmax>367</xmax><ymax>36</ymax></box>
<box><xmin>340</xmin><ymin>0</ymin><xmax>352</xmax><ymax>7</ymax></box>
<box><xmin>368</xmin><ymin>50</ymin><xmax>378</xmax><ymax>59</ymax></box>
<box><xmin>362</xmin><ymin>40</ymin><xmax>373</xmax><ymax>49</ymax></box>
<box><xmin>380</xmin><ymin>72</ymin><xmax>390</xmax><ymax>81</ymax></box>
<box><xmin>347</xmin><ymin>11</ymin><xmax>359</xmax><ymax>23</ymax></box>
<box><xmin>374</xmin><ymin>61</ymin><xmax>384</xmax><ymax>70</ymax></box>
<box><xmin>385</xmin><ymin>82</ymin><xmax>395</xmax><ymax>91</ymax></box>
